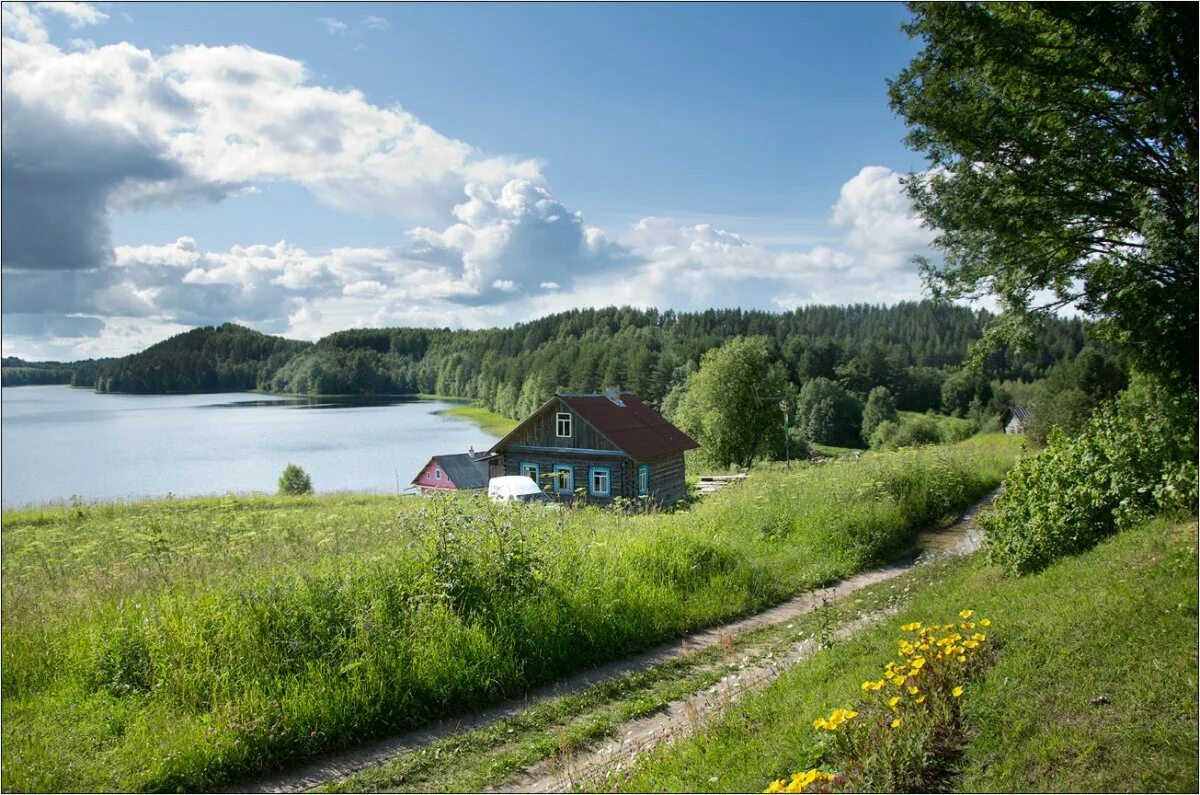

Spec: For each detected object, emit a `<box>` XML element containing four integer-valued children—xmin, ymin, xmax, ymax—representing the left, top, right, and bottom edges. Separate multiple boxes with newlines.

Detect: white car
<box><xmin>487</xmin><ymin>475</ymin><xmax>552</xmax><ymax>504</ymax></box>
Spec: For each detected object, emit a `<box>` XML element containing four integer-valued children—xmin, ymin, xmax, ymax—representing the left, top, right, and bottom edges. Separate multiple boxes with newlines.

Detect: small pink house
<box><xmin>412</xmin><ymin>453</ymin><xmax>490</xmax><ymax>494</ymax></box>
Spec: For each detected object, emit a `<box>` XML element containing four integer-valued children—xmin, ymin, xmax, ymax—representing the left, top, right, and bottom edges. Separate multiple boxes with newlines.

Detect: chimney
<box><xmin>604</xmin><ymin>385</ymin><xmax>626</xmax><ymax>407</ymax></box>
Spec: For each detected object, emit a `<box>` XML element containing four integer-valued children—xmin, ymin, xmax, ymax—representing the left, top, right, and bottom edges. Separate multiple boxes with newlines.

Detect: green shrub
<box><xmin>277</xmin><ymin>464</ymin><xmax>314</xmax><ymax>496</ymax></box>
<box><xmin>982</xmin><ymin>377</ymin><xmax>1197</xmax><ymax>575</ymax></box>
<box><xmin>770</xmin><ymin>426</ymin><xmax>811</xmax><ymax>463</ymax></box>
<box><xmin>870</xmin><ymin>416</ymin><xmax>940</xmax><ymax>450</ymax></box>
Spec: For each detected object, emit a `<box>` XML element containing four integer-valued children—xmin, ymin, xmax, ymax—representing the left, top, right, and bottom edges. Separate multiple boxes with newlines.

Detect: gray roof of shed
<box><xmin>1007</xmin><ymin>406</ymin><xmax>1034</xmax><ymax>424</ymax></box>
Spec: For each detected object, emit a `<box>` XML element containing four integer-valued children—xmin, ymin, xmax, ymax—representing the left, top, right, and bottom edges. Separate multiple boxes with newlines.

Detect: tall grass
<box><xmin>1</xmin><ymin>436</ymin><xmax>1018</xmax><ymax>791</ymax></box>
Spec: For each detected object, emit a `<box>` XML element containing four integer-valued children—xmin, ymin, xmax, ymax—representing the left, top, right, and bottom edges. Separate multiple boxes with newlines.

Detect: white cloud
<box><xmin>318</xmin><ymin>17</ymin><xmax>347</xmax><ymax>35</ymax></box>
<box><xmin>830</xmin><ymin>165</ymin><xmax>935</xmax><ymax>271</ymax></box>
<box><xmin>362</xmin><ymin>16</ymin><xmax>389</xmax><ymax>31</ymax></box>
<box><xmin>1</xmin><ymin>2</ymin><xmax>107</xmax><ymax>44</ymax></box>
<box><xmin>45</xmin><ymin>2</ymin><xmax>108</xmax><ymax>27</ymax></box>
<box><xmin>406</xmin><ymin>179</ymin><xmax>633</xmax><ymax>303</ymax></box>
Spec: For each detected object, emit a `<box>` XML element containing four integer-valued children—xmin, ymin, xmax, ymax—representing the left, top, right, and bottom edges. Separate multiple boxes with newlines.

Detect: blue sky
<box><xmin>2</xmin><ymin>2</ymin><xmax>940</xmax><ymax>359</ymax></box>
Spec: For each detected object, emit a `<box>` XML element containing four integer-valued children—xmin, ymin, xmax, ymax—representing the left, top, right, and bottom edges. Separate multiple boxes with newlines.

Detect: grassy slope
<box><xmin>599</xmin><ymin>516</ymin><xmax>1199</xmax><ymax>793</ymax></box>
<box><xmin>436</xmin><ymin>404</ymin><xmax>519</xmax><ymax>437</ymax></box>
<box><xmin>1</xmin><ymin>438</ymin><xmax>1017</xmax><ymax>791</ymax></box>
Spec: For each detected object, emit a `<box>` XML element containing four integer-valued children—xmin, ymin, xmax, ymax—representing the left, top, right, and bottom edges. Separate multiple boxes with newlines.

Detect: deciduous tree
<box><xmin>672</xmin><ymin>336</ymin><xmax>791</xmax><ymax>468</ymax></box>
<box><xmin>891</xmin><ymin>2</ymin><xmax>1197</xmax><ymax>390</ymax></box>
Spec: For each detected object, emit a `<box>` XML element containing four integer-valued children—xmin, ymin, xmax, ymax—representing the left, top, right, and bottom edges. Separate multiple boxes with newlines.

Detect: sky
<box><xmin>1</xmin><ymin>1</ymin><xmax>942</xmax><ymax>361</ymax></box>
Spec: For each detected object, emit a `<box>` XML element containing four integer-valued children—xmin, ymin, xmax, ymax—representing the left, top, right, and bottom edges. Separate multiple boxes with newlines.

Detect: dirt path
<box><xmin>235</xmin><ymin>491</ymin><xmax>996</xmax><ymax>793</ymax></box>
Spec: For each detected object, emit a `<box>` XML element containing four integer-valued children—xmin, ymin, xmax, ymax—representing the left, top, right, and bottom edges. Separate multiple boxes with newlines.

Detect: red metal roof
<box><xmin>557</xmin><ymin>393</ymin><xmax>699</xmax><ymax>461</ymax></box>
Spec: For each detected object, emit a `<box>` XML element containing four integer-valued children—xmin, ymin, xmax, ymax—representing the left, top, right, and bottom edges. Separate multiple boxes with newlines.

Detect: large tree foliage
<box><xmin>861</xmin><ymin>385</ymin><xmax>899</xmax><ymax>441</ymax></box>
<box><xmin>891</xmin><ymin>2</ymin><xmax>1197</xmax><ymax>390</ymax></box>
<box><xmin>671</xmin><ymin>336</ymin><xmax>792</xmax><ymax>469</ymax></box>
<box><xmin>795</xmin><ymin>377</ymin><xmax>863</xmax><ymax>447</ymax></box>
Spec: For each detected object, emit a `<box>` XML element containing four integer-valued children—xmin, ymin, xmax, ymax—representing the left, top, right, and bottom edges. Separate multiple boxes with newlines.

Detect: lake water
<box><xmin>0</xmin><ymin>386</ymin><xmax>499</xmax><ymax>509</ymax></box>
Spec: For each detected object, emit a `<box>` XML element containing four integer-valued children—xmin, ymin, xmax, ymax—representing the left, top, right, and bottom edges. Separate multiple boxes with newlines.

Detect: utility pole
<box><xmin>779</xmin><ymin>399</ymin><xmax>791</xmax><ymax>469</ymax></box>
<box><xmin>751</xmin><ymin>384</ymin><xmax>791</xmax><ymax>469</ymax></box>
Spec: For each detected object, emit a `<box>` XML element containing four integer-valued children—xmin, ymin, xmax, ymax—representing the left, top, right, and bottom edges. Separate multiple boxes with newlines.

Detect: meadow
<box><xmin>1</xmin><ymin>436</ymin><xmax>1018</xmax><ymax>791</ymax></box>
<box><xmin>593</xmin><ymin>516</ymin><xmax>1198</xmax><ymax>793</ymax></box>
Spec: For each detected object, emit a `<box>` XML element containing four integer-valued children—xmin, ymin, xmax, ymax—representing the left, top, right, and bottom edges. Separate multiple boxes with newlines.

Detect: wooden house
<box><xmin>483</xmin><ymin>387</ymin><xmax>699</xmax><ymax>506</ymax></box>
<box><xmin>412</xmin><ymin>452</ymin><xmax>489</xmax><ymax>494</ymax></box>
<box><xmin>1002</xmin><ymin>406</ymin><xmax>1033</xmax><ymax>435</ymax></box>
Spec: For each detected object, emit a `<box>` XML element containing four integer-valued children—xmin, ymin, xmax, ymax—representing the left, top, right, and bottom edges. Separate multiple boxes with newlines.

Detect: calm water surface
<box><xmin>0</xmin><ymin>386</ymin><xmax>498</xmax><ymax>509</ymax></box>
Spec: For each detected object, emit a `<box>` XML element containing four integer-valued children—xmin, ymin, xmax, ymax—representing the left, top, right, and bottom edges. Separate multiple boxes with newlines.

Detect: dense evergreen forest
<box><xmin>0</xmin><ymin>358</ymin><xmax>77</xmax><ymax>387</ymax></box>
<box><xmin>6</xmin><ymin>302</ymin><xmax>1093</xmax><ymax>419</ymax></box>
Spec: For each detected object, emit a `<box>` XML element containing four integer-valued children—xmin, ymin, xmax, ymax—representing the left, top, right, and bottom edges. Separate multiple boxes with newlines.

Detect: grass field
<box><xmin>435</xmin><ymin>403</ymin><xmax>519</xmax><ymax>437</ymax></box>
<box><xmin>1</xmin><ymin>436</ymin><xmax>1018</xmax><ymax>791</ymax></box>
<box><xmin>593</xmin><ymin>515</ymin><xmax>1199</xmax><ymax>793</ymax></box>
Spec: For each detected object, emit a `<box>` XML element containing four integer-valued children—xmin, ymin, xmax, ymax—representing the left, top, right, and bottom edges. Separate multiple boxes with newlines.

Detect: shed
<box><xmin>412</xmin><ymin>452</ymin><xmax>490</xmax><ymax>494</ymax></box>
<box><xmin>1003</xmin><ymin>406</ymin><xmax>1034</xmax><ymax>435</ymax></box>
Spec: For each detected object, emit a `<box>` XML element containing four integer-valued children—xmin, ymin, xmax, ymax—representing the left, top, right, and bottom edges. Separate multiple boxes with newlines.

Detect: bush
<box><xmin>982</xmin><ymin>377</ymin><xmax>1197</xmax><ymax>575</ymax></box>
<box><xmin>770</xmin><ymin>426</ymin><xmax>811</xmax><ymax>463</ymax></box>
<box><xmin>277</xmin><ymin>464</ymin><xmax>314</xmax><ymax>496</ymax></box>
<box><xmin>870</xmin><ymin>416</ymin><xmax>940</xmax><ymax>450</ymax></box>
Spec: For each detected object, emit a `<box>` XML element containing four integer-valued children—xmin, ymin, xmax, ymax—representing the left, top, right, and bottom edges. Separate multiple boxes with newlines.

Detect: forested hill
<box><xmin>88</xmin><ymin>324</ymin><xmax>312</xmax><ymax>393</ymax></box>
<box><xmin>1</xmin><ymin>357</ymin><xmax>82</xmax><ymax>387</ymax></box>
<box><xmin>47</xmin><ymin>302</ymin><xmax>1090</xmax><ymax>417</ymax></box>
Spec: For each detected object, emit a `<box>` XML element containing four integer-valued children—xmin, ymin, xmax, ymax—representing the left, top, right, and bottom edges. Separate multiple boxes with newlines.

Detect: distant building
<box><xmin>1003</xmin><ymin>406</ymin><xmax>1034</xmax><ymax>435</ymax></box>
<box><xmin>411</xmin><ymin>453</ymin><xmax>489</xmax><ymax>494</ymax></box>
<box><xmin>482</xmin><ymin>387</ymin><xmax>699</xmax><ymax>506</ymax></box>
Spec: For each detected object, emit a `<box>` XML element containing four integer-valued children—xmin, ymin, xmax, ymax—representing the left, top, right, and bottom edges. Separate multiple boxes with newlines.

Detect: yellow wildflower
<box><xmin>959</xmin><ymin>609</ymin><xmax>974</xmax><ymax>619</ymax></box>
<box><xmin>973</xmin><ymin>632</ymin><xmax>986</xmax><ymax>642</ymax></box>
<box><xmin>952</xmin><ymin>685</ymin><xmax>965</xmax><ymax>697</ymax></box>
<box><xmin>910</xmin><ymin>656</ymin><xmax>926</xmax><ymax>670</ymax></box>
<box><xmin>979</xmin><ymin>618</ymin><xmax>991</xmax><ymax>627</ymax></box>
<box><xmin>891</xmin><ymin>718</ymin><xmax>902</xmax><ymax>728</ymax></box>
<box><xmin>888</xmin><ymin>695</ymin><xmax>901</xmax><ymax>709</ymax></box>
<box><xmin>915</xmin><ymin>695</ymin><xmax>926</xmax><ymax>704</ymax></box>
<box><xmin>908</xmin><ymin>685</ymin><xmax>920</xmax><ymax>695</ymax></box>
<box><xmin>900</xmin><ymin>621</ymin><xmax>922</xmax><ymax>632</ymax></box>
<box><xmin>957</xmin><ymin>655</ymin><xmax>967</xmax><ymax>663</ymax></box>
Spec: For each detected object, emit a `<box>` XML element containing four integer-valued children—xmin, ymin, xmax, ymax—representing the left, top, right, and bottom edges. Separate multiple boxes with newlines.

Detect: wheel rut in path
<box><xmin>235</xmin><ymin>490</ymin><xmax>997</xmax><ymax>793</ymax></box>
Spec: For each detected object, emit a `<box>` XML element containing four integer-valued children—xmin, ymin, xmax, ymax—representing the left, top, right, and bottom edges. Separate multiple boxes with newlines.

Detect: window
<box><xmin>556</xmin><ymin>412</ymin><xmax>572</xmax><ymax>438</ymax></box>
<box><xmin>588</xmin><ymin>466</ymin><xmax>611</xmax><ymax>497</ymax></box>
<box><xmin>553</xmin><ymin>465</ymin><xmax>574</xmax><ymax>495</ymax></box>
<box><xmin>637</xmin><ymin>464</ymin><xmax>649</xmax><ymax>496</ymax></box>
<box><xmin>519</xmin><ymin>462</ymin><xmax>540</xmax><ymax>483</ymax></box>
<box><xmin>434</xmin><ymin>468</ymin><xmax>442</xmax><ymax>481</ymax></box>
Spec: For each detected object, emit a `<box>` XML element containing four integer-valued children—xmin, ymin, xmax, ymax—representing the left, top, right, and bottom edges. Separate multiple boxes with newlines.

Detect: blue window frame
<box><xmin>519</xmin><ymin>461</ymin><xmax>540</xmax><ymax>483</ymax></box>
<box><xmin>637</xmin><ymin>464</ymin><xmax>650</xmax><ymax>496</ymax></box>
<box><xmin>588</xmin><ymin>466</ymin><xmax>611</xmax><ymax>497</ymax></box>
<box><xmin>553</xmin><ymin>464</ymin><xmax>574</xmax><ymax>495</ymax></box>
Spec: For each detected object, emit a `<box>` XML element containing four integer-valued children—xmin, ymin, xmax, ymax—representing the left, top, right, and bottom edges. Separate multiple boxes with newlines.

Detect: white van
<box><xmin>487</xmin><ymin>475</ymin><xmax>552</xmax><ymax>504</ymax></box>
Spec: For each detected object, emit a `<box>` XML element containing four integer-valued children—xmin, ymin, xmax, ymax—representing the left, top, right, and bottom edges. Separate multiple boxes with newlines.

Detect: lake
<box><xmin>0</xmin><ymin>386</ymin><xmax>499</xmax><ymax>509</ymax></box>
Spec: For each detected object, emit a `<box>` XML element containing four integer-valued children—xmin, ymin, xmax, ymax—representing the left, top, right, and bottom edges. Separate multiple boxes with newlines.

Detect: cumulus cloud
<box><xmin>362</xmin><ymin>16</ymin><xmax>389</xmax><ymax>31</ymax></box>
<box><xmin>1</xmin><ymin>23</ymin><xmax>543</xmax><ymax>279</ymax></box>
<box><xmin>407</xmin><ymin>180</ymin><xmax>634</xmax><ymax>303</ymax></box>
<box><xmin>830</xmin><ymin>165</ymin><xmax>935</xmax><ymax>271</ymax></box>
<box><xmin>1</xmin><ymin>3</ymin><xmax>941</xmax><ymax>360</ymax></box>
